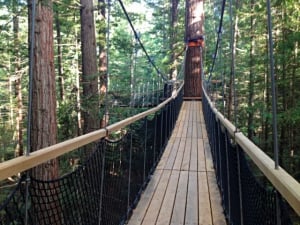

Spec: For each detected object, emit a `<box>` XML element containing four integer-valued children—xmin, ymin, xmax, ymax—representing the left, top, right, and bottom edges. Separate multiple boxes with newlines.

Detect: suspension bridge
<box><xmin>1</xmin><ymin>0</ymin><xmax>300</xmax><ymax>225</ymax></box>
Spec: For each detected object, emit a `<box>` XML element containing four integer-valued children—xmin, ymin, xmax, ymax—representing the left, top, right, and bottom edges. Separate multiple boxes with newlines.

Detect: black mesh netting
<box><xmin>0</xmin><ymin>88</ymin><xmax>183</xmax><ymax>225</ymax></box>
<box><xmin>202</xmin><ymin>92</ymin><xmax>293</xmax><ymax>225</ymax></box>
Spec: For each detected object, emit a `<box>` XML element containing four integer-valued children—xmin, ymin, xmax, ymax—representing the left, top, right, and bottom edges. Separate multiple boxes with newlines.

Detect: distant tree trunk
<box><xmin>169</xmin><ymin>0</ymin><xmax>179</xmax><ymax>80</ymax></box>
<box><xmin>13</xmin><ymin>0</ymin><xmax>23</xmax><ymax>157</ymax></box>
<box><xmin>247</xmin><ymin>2</ymin><xmax>255</xmax><ymax>140</ymax></box>
<box><xmin>80</xmin><ymin>0</ymin><xmax>99</xmax><ymax>154</ymax></box>
<box><xmin>98</xmin><ymin>0</ymin><xmax>108</xmax><ymax>128</ymax></box>
<box><xmin>54</xmin><ymin>8</ymin><xmax>65</xmax><ymax>101</ymax></box>
<box><xmin>227</xmin><ymin>1</ymin><xmax>239</xmax><ymax>122</ymax></box>
<box><xmin>184</xmin><ymin>0</ymin><xmax>204</xmax><ymax>99</ymax></box>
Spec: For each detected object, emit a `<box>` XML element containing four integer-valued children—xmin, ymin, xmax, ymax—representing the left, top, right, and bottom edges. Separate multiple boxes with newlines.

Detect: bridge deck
<box><xmin>127</xmin><ymin>101</ymin><xmax>227</xmax><ymax>225</ymax></box>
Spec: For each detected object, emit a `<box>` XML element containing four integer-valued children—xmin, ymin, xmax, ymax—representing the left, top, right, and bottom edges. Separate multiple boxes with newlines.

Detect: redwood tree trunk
<box><xmin>28</xmin><ymin>1</ymin><xmax>60</xmax><ymax>223</ymax></box>
<box><xmin>29</xmin><ymin>0</ymin><xmax>58</xmax><ymax>180</ymax></box>
<box><xmin>184</xmin><ymin>0</ymin><xmax>204</xmax><ymax>98</ymax></box>
<box><xmin>80</xmin><ymin>0</ymin><xmax>100</xmax><ymax>134</ymax></box>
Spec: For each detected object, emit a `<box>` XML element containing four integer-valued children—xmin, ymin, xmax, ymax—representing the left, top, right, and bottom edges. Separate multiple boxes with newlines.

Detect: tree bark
<box><xmin>28</xmin><ymin>0</ymin><xmax>60</xmax><ymax>223</ymax></box>
<box><xmin>29</xmin><ymin>0</ymin><xmax>58</xmax><ymax>179</ymax></box>
<box><xmin>54</xmin><ymin>8</ymin><xmax>65</xmax><ymax>101</ymax></box>
<box><xmin>80</xmin><ymin>0</ymin><xmax>100</xmax><ymax>135</ymax></box>
<box><xmin>98</xmin><ymin>0</ymin><xmax>109</xmax><ymax>128</ymax></box>
<box><xmin>184</xmin><ymin>0</ymin><xmax>204</xmax><ymax>98</ymax></box>
<box><xmin>169</xmin><ymin>0</ymin><xmax>180</xmax><ymax>80</ymax></box>
<box><xmin>13</xmin><ymin>0</ymin><xmax>23</xmax><ymax>157</ymax></box>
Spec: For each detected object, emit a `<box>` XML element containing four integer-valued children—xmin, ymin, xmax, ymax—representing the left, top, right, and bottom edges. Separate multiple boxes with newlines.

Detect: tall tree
<box><xmin>54</xmin><ymin>7</ymin><xmax>65</xmax><ymax>101</ymax></box>
<box><xmin>80</xmin><ymin>0</ymin><xmax>100</xmax><ymax>135</ymax></box>
<box><xmin>184</xmin><ymin>0</ymin><xmax>204</xmax><ymax>99</ymax></box>
<box><xmin>28</xmin><ymin>0</ymin><xmax>58</xmax><ymax>180</ymax></box>
<box><xmin>98</xmin><ymin>0</ymin><xmax>108</xmax><ymax>128</ymax></box>
<box><xmin>12</xmin><ymin>0</ymin><xmax>24</xmax><ymax>157</ymax></box>
<box><xmin>169</xmin><ymin>0</ymin><xmax>180</xmax><ymax>80</ymax></box>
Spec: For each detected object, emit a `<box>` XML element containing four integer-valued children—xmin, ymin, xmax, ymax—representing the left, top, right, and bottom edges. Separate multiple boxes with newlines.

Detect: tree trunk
<box><xmin>247</xmin><ymin>0</ymin><xmax>255</xmax><ymax>140</ymax></box>
<box><xmin>54</xmin><ymin>8</ymin><xmax>65</xmax><ymax>101</ymax></box>
<box><xmin>184</xmin><ymin>0</ymin><xmax>204</xmax><ymax>99</ymax></box>
<box><xmin>28</xmin><ymin>0</ymin><xmax>60</xmax><ymax>223</ymax></box>
<box><xmin>169</xmin><ymin>0</ymin><xmax>179</xmax><ymax>80</ymax></box>
<box><xmin>13</xmin><ymin>0</ymin><xmax>24</xmax><ymax>157</ymax></box>
<box><xmin>80</xmin><ymin>0</ymin><xmax>99</xmax><ymax>135</ymax></box>
<box><xmin>98</xmin><ymin>0</ymin><xmax>109</xmax><ymax>128</ymax></box>
<box><xmin>227</xmin><ymin>1</ymin><xmax>239</xmax><ymax>122</ymax></box>
<box><xmin>29</xmin><ymin>0</ymin><xmax>58</xmax><ymax>179</ymax></box>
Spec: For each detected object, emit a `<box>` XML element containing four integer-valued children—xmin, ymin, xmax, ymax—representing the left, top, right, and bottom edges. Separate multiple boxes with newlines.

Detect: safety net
<box><xmin>202</xmin><ymin>92</ymin><xmax>293</xmax><ymax>225</ymax></box>
<box><xmin>0</xmin><ymin>88</ymin><xmax>183</xmax><ymax>225</ymax></box>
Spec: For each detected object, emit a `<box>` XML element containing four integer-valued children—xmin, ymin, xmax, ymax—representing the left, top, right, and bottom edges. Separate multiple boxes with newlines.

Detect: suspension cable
<box><xmin>266</xmin><ymin>0</ymin><xmax>279</xmax><ymax>169</ymax></box>
<box><xmin>116</xmin><ymin>0</ymin><xmax>168</xmax><ymax>82</ymax></box>
<box><xmin>176</xmin><ymin>45</ymin><xmax>188</xmax><ymax>81</ymax></box>
<box><xmin>229</xmin><ymin>0</ymin><xmax>238</xmax><ymax>130</ymax></box>
<box><xmin>25</xmin><ymin>1</ymin><xmax>36</xmax><ymax>224</ymax></box>
<box><xmin>208</xmin><ymin>0</ymin><xmax>227</xmax><ymax>80</ymax></box>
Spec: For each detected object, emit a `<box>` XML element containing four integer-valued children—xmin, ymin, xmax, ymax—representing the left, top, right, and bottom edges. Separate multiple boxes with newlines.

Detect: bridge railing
<box><xmin>202</xmin><ymin>85</ymin><xmax>300</xmax><ymax>225</ymax></box>
<box><xmin>0</xmin><ymin>82</ymin><xmax>183</xmax><ymax>225</ymax></box>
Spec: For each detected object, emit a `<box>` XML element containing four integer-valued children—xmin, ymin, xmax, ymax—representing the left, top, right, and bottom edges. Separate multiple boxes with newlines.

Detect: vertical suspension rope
<box><xmin>25</xmin><ymin>1</ymin><xmax>36</xmax><ymax>224</ymax></box>
<box><xmin>266</xmin><ymin>0</ymin><xmax>279</xmax><ymax>170</ymax></box>
<box><xmin>229</xmin><ymin>0</ymin><xmax>238</xmax><ymax>129</ymax></box>
<box><xmin>143</xmin><ymin>117</ymin><xmax>148</xmax><ymax>183</ymax></box>
<box><xmin>266</xmin><ymin>1</ymin><xmax>281</xmax><ymax>224</ymax></box>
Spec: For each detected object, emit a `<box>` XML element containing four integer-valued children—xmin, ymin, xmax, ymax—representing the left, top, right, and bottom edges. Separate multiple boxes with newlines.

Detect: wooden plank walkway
<box><xmin>127</xmin><ymin>101</ymin><xmax>227</xmax><ymax>225</ymax></box>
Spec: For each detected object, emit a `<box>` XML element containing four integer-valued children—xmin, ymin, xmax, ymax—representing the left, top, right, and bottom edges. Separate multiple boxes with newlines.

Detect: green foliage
<box><xmin>206</xmin><ymin>0</ymin><xmax>300</xmax><ymax>182</ymax></box>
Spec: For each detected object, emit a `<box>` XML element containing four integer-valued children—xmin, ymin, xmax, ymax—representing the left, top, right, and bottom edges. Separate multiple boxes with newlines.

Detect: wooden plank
<box><xmin>198</xmin><ymin>172</ymin><xmax>213</xmax><ymax>225</ymax></box>
<box><xmin>181</xmin><ymin>120</ymin><xmax>188</xmax><ymax>138</ymax></box>
<box><xmin>183</xmin><ymin>97</ymin><xmax>202</xmax><ymax>100</ymax></box>
<box><xmin>157</xmin><ymin>137</ymin><xmax>175</xmax><ymax>170</ymax></box>
<box><xmin>187</xmin><ymin>121</ymin><xmax>193</xmax><ymax>138</ymax></box>
<box><xmin>207</xmin><ymin>172</ymin><xmax>227</xmax><ymax>225</ymax></box>
<box><xmin>141</xmin><ymin>170</ymin><xmax>171</xmax><ymax>225</ymax></box>
<box><xmin>192</xmin><ymin>121</ymin><xmax>198</xmax><ymax>138</ymax></box>
<box><xmin>202</xmin><ymin>124</ymin><xmax>207</xmax><ymax>139</ymax></box>
<box><xmin>172</xmin><ymin>137</ymin><xmax>186</xmax><ymax>170</ymax></box>
<box><xmin>129</xmin><ymin>101</ymin><xmax>228</xmax><ymax>225</ymax></box>
<box><xmin>156</xmin><ymin>170</ymin><xmax>180</xmax><ymax>225</ymax></box>
<box><xmin>127</xmin><ymin>169</ymin><xmax>164</xmax><ymax>225</ymax></box>
<box><xmin>190</xmin><ymin>137</ymin><xmax>198</xmax><ymax>171</ymax></box>
<box><xmin>197</xmin><ymin>122</ymin><xmax>203</xmax><ymax>138</ymax></box>
<box><xmin>170</xmin><ymin>171</ymin><xmax>189</xmax><ymax>225</ymax></box>
<box><xmin>164</xmin><ymin>137</ymin><xmax>181</xmax><ymax>170</ymax></box>
<box><xmin>181</xmin><ymin>137</ymin><xmax>192</xmax><ymax>171</ymax></box>
<box><xmin>198</xmin><ymin>139</ymin><xmax>206</xmax><ymax>172</ymax></box>
<box><xmin>196</xmin><ymin>102</ymin><xmax>201</xmax><ymax>123</ymax></box>
<box><xmin>204</xmin><ymin>139</ymin><xmax>214</xmax><ymax>172</ymax></box>
<box><xmin>185</xmin><ymin>171</ymin><xmax>198</xmax><ymax>225</ymax></box>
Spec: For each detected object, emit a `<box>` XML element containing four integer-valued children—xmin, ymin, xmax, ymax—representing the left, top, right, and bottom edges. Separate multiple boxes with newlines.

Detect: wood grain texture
<box><xmin>127</xmin><ymin>101</ymin><xmax>226</xmax><ymax>225</ymax></box>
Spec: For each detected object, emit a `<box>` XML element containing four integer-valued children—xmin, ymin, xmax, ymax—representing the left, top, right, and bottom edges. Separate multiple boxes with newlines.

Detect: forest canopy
<box><xmin>0</xmin><ymin>0</ymin><xmax>299</xmax><ymax>183</ymax></box>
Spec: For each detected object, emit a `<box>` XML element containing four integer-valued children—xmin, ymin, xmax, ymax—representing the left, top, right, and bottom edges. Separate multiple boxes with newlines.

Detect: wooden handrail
<box><xmin>202</xmin><ymin>85</ymin><xmax>300</xmax><ymax>216</ymax></box>
<box><xmin>0</xmin><ymin>83</ymin><xmax>183</xmax><ymax>181</ymax></box>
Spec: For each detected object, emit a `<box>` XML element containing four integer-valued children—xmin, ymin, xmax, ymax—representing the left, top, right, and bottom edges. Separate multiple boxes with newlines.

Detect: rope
<box><xmin>229</xmin><ymin>0</ymin><xmax>238</xmax><ymax>130</ymax></box>
<box><xmin>116</xmin><ymin>0</ymin><xmax>168</xmax><ymax>82</ymax></box>
<box><xmin>0</xmin><ymin>89</ymin><xmax>184</xmax><ymax>225</ymax></box>
<box><xmin>266</xmin><ymin>0</ymin><xmax>279</xmax><ymax>170</ymax></box>
<box><xmin>202</xmin><ymin>93</ymin><xmax>293</xmax><ymax>225</ymax></box>
<box><xmin>208</xmin><ymin>0</ymin><xmax>227</xmax><ymax>81</ymax></box>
